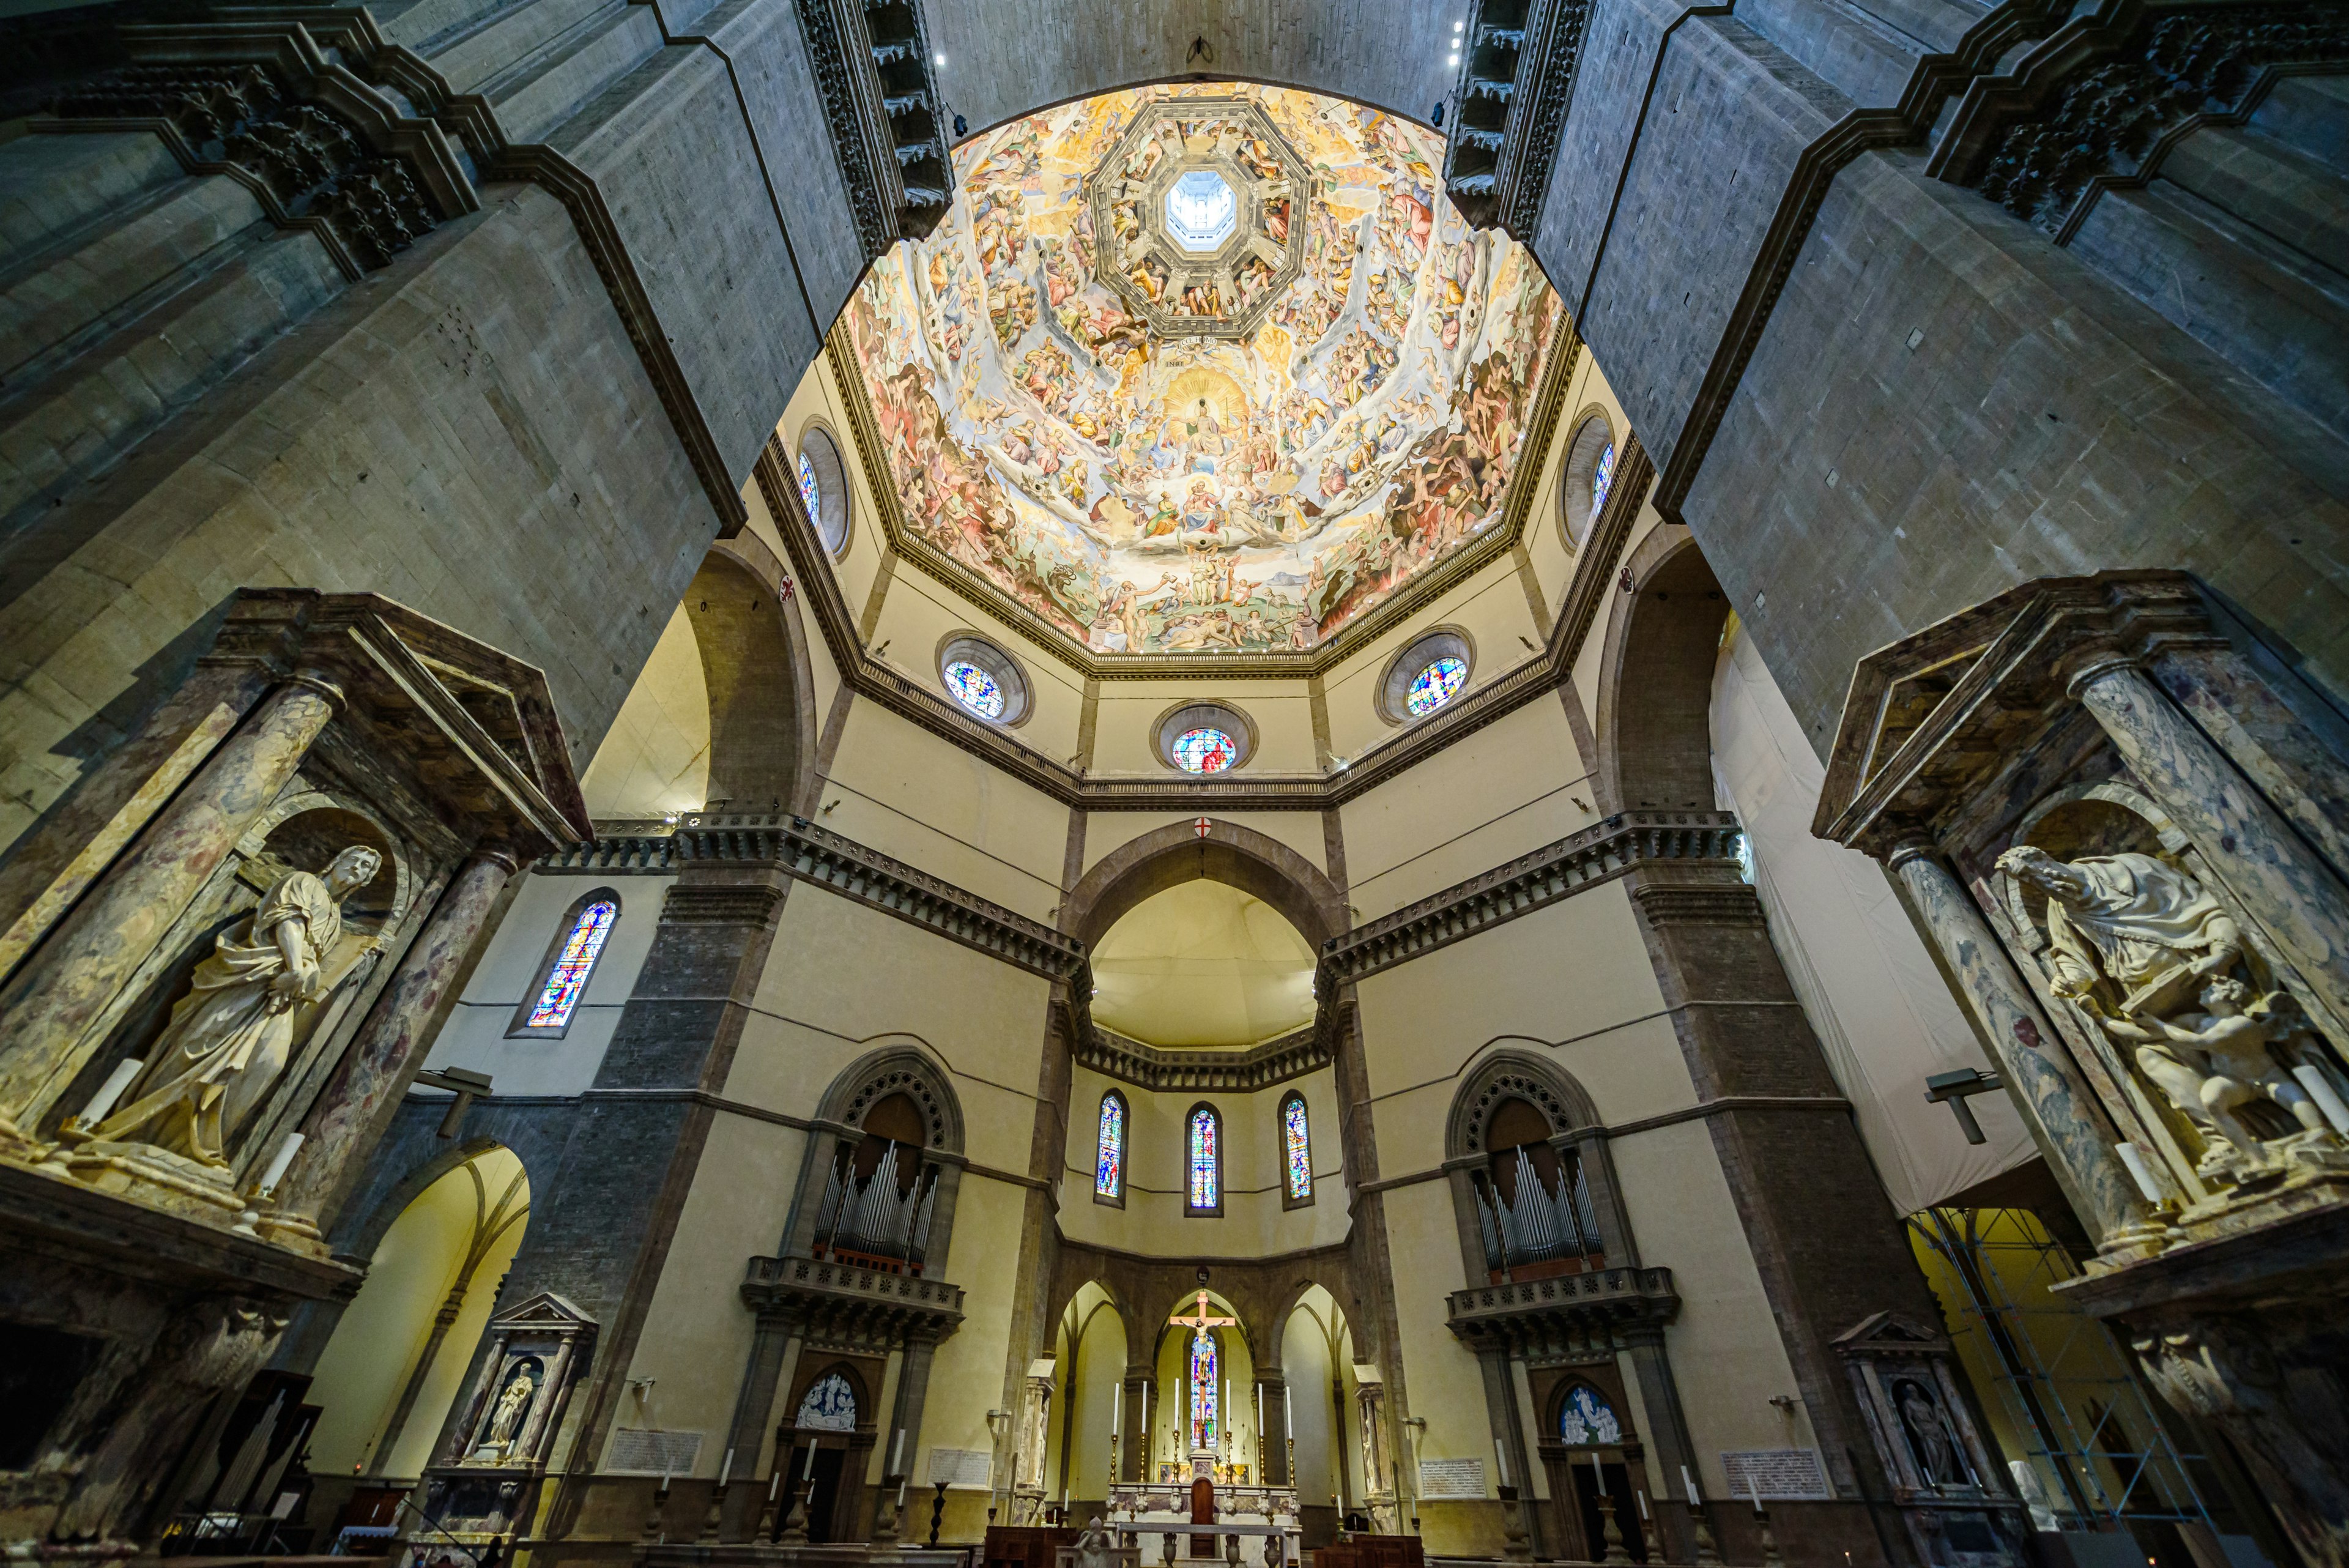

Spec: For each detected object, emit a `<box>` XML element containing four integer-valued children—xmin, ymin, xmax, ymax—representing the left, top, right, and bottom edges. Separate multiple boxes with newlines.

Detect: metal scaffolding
<box><xmin>1907</xmin><ymin>1207</ymin><xmax>2227</xmax><ymax>1532</ymax></box>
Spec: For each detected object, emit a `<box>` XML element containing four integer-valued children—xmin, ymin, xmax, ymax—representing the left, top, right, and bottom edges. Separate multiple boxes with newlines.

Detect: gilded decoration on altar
<box><xmin>841</xmin><ymin>83</ymin><xmax>1562</xmax><ymax>658</ymax></box>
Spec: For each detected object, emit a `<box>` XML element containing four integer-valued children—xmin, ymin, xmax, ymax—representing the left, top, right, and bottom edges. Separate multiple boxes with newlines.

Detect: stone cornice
<box><xmin>751</xmin><ymin>428</ymin><xmax>1653</xmax><ymax>811</ymax></box>
<box><xmin>740</xmin><ymin>1254</ymin><xmax>965</xmax><ymax>1349</ymax></box>
<box><xmin>541</xmin><ymin>813</ymin><xmax>1088</xmax><ymax>984</ymax></box>
<box><xmin>1319</xmin><ymin>811</ymin><xmax>1744</xmax><ymax>986</ymax></box>
<box><xmin>1076</xmin><ymin>1024</ymin><xmax>1330</xmax><ymax>1093</ymax></box>
<box><xmin>1445</xmin><ymin>1266</ymin><xmax>1682</xmax><ymax>1361</ymax></box>
<box><xmin>815</xmin><ymin>313</ymin><xmax>1578</xmax><ymax>682</ymax></box>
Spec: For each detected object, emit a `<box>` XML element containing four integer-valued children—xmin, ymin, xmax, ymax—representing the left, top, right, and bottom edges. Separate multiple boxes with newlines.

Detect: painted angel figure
<box><xmin>95</xmin><ymin>845</ymin><xmax>382</xmax><ymax>1169</ymax></box>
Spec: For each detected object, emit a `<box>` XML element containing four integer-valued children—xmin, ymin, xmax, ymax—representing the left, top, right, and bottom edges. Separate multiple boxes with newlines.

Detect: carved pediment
<box><xmin>1833</xmin><ymin>1310</ymin><xmax>1951</xmax><ymax>1357</ymax></box>
<box><xmin>489</xmin><ymin>1290</ymin><xmax>596</xmax><ymax>1336</ymax></box>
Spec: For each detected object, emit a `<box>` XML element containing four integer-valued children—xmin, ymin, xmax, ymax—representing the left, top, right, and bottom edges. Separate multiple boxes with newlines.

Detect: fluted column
<box><xmin>0</xmin><ymin>675</ymin><xmax>340</xmax><ymax>1140</ymax></box>
<box><xmin>1888</xmin><ymin>841</ymin><xmax>2154</xmax><ymax>1249</ymax></box>
<box><xmin>262</xmin><ymin>844</ymin><xmax>518</xmax><ymax>1244</ymax></box>
<box><xmin>2071</xmin><ymin>656</ymin><xmax>2349</xmax><ymax>1030</ymax></box>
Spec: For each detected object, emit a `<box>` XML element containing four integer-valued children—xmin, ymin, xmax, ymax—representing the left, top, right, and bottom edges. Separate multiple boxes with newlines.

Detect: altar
<box><xmin>1105</xmin><ymin>1485</ymin><xmax>1301</xmax><ymax>1568</ymax></box>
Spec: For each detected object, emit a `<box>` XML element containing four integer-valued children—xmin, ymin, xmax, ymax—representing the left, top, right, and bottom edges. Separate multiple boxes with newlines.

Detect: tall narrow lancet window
<box><xmin>1187</xmin><ymin>1104</ymin><xmax>1221</xmax><ymax>1215</ymax></box>
<box><xmin>1281</xmin><ymin>1093</ymin><xmax>1312</xmax><ymax>1203</ymax></box>
<box><xmin>1095</xmin><ymin>1091</ymin><xmax>1127</xmax><ymax>1202</ymax></box>
<box><xmin>1189</xmin><ymin>1328</ymin><xmax>1219</xmax><ymax>1451</ymax></box>
<box><xmin>1472</xmin><ymin>1096</ymin><xmax>1604</xmax><ymax>1283</ymax></box>
<box><xmin>811</xmin><ymin>1092</ymin><xmax>943</xmax><ymax>1276</ymax></box>
<box><xmin>512</xmin><ymin>893</ymin><xmax>618</xmax><ymax>1036</ymax></box>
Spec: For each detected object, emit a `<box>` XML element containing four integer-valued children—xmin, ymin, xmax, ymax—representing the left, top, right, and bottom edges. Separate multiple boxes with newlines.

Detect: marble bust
<box><xmin>94</xmin><ymin>845</ymin><xmax>382</xmax><ymax>1169</ymax></box>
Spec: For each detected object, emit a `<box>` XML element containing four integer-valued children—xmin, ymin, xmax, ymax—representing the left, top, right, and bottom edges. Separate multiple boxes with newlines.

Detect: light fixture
<box><xmin>933</xmin><ymin>51</ymin><xmax>946</xmax><ymax>65</ymax></box>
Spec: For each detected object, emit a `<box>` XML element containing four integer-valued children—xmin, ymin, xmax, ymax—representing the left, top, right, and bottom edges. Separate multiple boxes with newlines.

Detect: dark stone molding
<box><xmin>50</xmin><ymin>13</ymin><xmax>748</xmax><ymax>531</ymax></box>
<box><xmin>1441</xmin><ymin>0</ymin><xmax>1597</xmax><ymax>239</ymax></box>
<box><xmin>740</xmin><ymin>1254</ymin><xmax>967</xmax><ymax>1350</ymax></box>
<box><xmin>1444</xmin><ymin>1266</ymin><xmax>1682</xmax><ymax>1365</ymax></box>
<box><xmin>1627</xmin><ymin>883</ymin><xmax>1768</xmax><ymax>926</ymax></box>
<box><xmin>1320</xmin><ymin>811</ymin><xmax>1745</xmax><ymax>986</ymax></box>
<box><xmin>748</xmin><ymin>424</ymin><xmax>1647</xmax><ymax>813</ymax></box>
<box><xmin>792</xmin><ymin>0</ymin><xmax>955</xmax><ymax>259</ymax></box>
<box><xmin>812</xmin><ymin>316</ymin><xmax>1579</xmax><ymax>682</ymax></box>
<box><xmin>1932</xmin><ymin>1</ymin><xmax>2349</xmax><ymax>242</ymax></box>
<box><xmin>542</xmin><ymin>812</ymin><xmax>1088</xmax><ymax>986</ymax></box>
<box><xmin>1077</xmin><ymin>1024</ymin><xmax>1329</xmax><ymax>1093</ymax></box>
<box><xmin>658</xmin><ymin>882</ymin><xmax>790</xmax><ymax>927</ymax></box>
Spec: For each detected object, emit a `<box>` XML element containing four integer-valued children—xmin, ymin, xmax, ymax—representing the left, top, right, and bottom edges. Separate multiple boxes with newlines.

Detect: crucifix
<box><xmin>1169</xmin><ymin>1287</ymin><xmax>1237</xmax><ymax>1487</ymax></box>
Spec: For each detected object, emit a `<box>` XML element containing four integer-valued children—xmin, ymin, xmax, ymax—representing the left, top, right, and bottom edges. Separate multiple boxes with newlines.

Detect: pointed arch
<box><xmin>508</xmin><ymin>887</ymin><xmax>621</xmax><ymax>1037</ymax></box>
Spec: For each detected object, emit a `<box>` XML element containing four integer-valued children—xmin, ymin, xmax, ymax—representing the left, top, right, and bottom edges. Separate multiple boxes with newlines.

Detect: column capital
<box><xmin>2061</xmin><ymin>649</ymin><xmax>2139</xmax><ymax>700</ymax></box>
<box><xmin>467</xmin><ymin>842</ymin><xmax>525</xmax><ymax>876</ymax></box>
<box><xmin>283</xmin><ymin>667</ymin><xmax>349</xmax><ymax>710</ymax></box>
<box><xmin>1883</xmin><ymin>834</ymin><xmax>1941</xmax><ymax>873</ymax></box>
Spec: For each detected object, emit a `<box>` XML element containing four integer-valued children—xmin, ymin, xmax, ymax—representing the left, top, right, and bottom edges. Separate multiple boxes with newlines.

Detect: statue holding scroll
<box><xmin>94</xmin><ymin>846</ymin><xmax>382</xmax><ymax>1168</ymax></box>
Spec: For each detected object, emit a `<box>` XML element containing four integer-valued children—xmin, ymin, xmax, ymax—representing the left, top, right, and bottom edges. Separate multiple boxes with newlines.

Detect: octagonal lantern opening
<box><xmin>1164</xmin><ymin>169</ymin><xmax>1238</xmax><ymax>251</ymax></box>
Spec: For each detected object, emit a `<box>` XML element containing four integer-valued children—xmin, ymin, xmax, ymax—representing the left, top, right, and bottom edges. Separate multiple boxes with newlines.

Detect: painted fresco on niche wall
<box><xmin>841</xmin><ymin>83</ymin><xmax>1561</xmax><ymax>656</ymax></box>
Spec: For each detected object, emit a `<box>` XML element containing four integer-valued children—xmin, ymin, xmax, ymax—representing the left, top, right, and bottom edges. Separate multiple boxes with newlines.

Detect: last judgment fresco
<box><xmin>842</xmin><ymin>84</ymin><xmax>1562</xmax><ymax>656</ymax></box>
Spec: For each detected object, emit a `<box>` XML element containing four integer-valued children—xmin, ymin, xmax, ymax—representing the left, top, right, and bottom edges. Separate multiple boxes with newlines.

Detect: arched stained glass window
<box><xmin>1189</xmin><ymin>1329</ymin><xmax>1219</xmax><ymax>1451</ymax></box>
<box><xmin>1282</xmin><ymin>1094</ymin><xmax>1312</xmax><ymax>1202</ymax></box>
<box><xmin>1095</xmin><ymin>1092</ymin><xmax>1126</xmax><ymax>1201</ymax></box>
<box><xmin>1187</xmin><ymin>1105</ymin><xmax>1220</xmax><ymax>1213</ymax></box>
<box><xmin>518</xmin><ymin>895</ymin><xmax>617</xmax><ymax>1034</ymax></box>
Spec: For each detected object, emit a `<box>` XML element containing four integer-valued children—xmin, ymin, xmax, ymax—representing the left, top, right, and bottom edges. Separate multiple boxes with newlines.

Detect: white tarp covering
<box><xmin>1709</xmin><ymin>620</ymin><xmax>2033</xmax><ymax>1213</ymax></box>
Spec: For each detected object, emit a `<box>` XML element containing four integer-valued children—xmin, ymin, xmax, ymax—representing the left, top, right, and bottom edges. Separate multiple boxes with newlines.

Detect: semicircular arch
<box><xmin>1066</xmin><ymin>819</ymin><xmax>1345</xmax><ymax>952</ymax></box>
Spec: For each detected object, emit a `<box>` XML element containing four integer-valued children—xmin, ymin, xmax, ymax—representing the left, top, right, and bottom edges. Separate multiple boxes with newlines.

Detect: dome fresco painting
<box><xmin>841</xmin><ymin>83</ymin><xmax>1562</xmax><ymax>659</ymax></box>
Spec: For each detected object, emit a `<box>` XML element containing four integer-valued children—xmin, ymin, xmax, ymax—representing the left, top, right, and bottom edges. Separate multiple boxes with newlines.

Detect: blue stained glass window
<box><xmin>1591</xmin><ymin>442</ymin><xmax>1617</xmax><ymax>518</ymax></box>
<box><xmin>796</xmin><ymin>451</ymin><xmax>823</xmax><ymax>532</ymax></box>
<box><xmin>1283</xmin><ymin>1096</ymin><xmax>1311</xmax><ymax>1200</ymax></box>
<box><xmin>1189</xmin><ymin>1329</ymin><xmax>1219</xmax><ymax>1451</ymax></box>
<box><xmin>526</xmin><ymin>898</ymin><xmax>617</xmax><ymax>1030</ymax></box>
<box><xmin>944</xmin><ymin>659</ymin><xmax>1005</xmax><ymax>719</ymax></box>
<box><xmin>1172</xmin><ymin>727</ymin><xmax>1238</xmax><ymax>774</ymax></box>
<box><xmin>1189</xmin><ymin>1105</ymin><xmax>1219</xmax><ymax>1209</ymax></box>
<box><xmin>1406</xmin><ymin>656</ymin><xmax>1468</xmax><ymax>717</ymax></box>
<box><xmin>1096</xmin><ymin>1093</ymin><xmax>1124</xmax><ymax>1198</ymax></box>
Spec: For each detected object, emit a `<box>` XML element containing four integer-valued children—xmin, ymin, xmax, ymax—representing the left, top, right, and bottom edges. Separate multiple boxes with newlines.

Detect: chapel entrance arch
<box><xmin>1064</xmin><ymin>820</ymin><xmax>1345</xmax><ymax>954</ymax></box>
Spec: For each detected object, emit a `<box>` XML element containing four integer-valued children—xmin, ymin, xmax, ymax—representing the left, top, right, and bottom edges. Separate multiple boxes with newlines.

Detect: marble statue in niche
<box><xmin>472</xmin><ymin>1357</ymin><xmax>541</xmax><ymax>1460</ymax></box>
<box><xmin>94</xmin><ymin>845</ymin><xmax>382</xmax><ymax>1169</ymax></box>
<box><xmin>1995</xmin><ymin>845</ymin><xmax>2348</xmax><ymax>1181</ymax></box>
<box><xmin>1890</xmin><ymin>1377</ymin><xmax>1970</xmax><ymax>1488</ymax></box>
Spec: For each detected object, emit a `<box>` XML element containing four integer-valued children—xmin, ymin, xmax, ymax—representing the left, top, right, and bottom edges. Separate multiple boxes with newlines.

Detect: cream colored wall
<box><xmin>423</xmin><ymin>871</ymin><xmax>671</xmax><ymax>1096</ymax></box>
<box><xmin>869</xmin><ymin>555</ymin><xmax>1087</xmax><ymax>763</ymax></box>
<box><xmin>1340</xmin><ymin>694</ymin><xmax>1597</xmax><ymax>922</ymax></box>
<box><xmin>1350</xmin><ymin>885</ymin><xmax>1804</xmax><ymax>1510</ymax></box>
<box><xmin>1087</xmin><ymin>678</ymin><xmax>1319</xmax><ymax>778</ymax></box>
<box><xmin>818</xmin><ymin>699</ymin><xmax>1071</xmax><ymax>923</ymax></box>
<box><xmin>1318</xmin><ymin>558</ymin><xmax>1546</xmax><ymax>768</ymax></box>
<box><xmin>1281</xmin><ymin>1290</ymin><xmax>1351</xmax><ymax>1511</ymax></box>
<box><xmin>1058</xmin><ymin>1063</ymin><xmax>1346</xmax><ymax>1258</ymax></box>
<box><xmin>1081</xmin><ymin>811</ymin><xmax>1326</xmax><ymax>875</ymax></box>
<box><xmin>776</xmin><ymin>349</ymin><xmax>889</xmax><ymax>626</ymax></box>
<box><xmin>739</xmin><ymin>474</ymin><xmax>845</xmax><ymax>729</ymax></box>
<box><xmin>1045</xmin><ymin>1288</ymin><xmax>1127</xmax><ymax>1501</ymax></box>
<box><xmin>612</xmin><ymin>882</ymin><xmax>1054</xmax><ymax>1478</ymax></box>
<box><xmin>577</xmin><ymin>604</ymin><xmax>711</xmax><ymax>822</ymax></box>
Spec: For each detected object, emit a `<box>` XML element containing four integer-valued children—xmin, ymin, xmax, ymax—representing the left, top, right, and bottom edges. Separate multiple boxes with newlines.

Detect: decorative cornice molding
<box><xmin>740</xmin><ymin>1254</ymin><xmax>965</xmax><ymax>1349</ymax></box>
<box><xmin>541</xmin><ymin>813</ymin><xmax>1088</xmax><ymax>983</ymax></box>
<box><xmin>1627</xmin><ymin>883</ymin><xmax>1767</xmax><ymax>926</ymax></box>
<box><xmin>50</xmin><ymin>12</ymin><xmax>755</xmax><ymax>531</ymax></box>
<box><xmin>1076</xmin><ymin>1024</ymin><xmax>1330</xmax><ymax>1093</ymax></box>
<box><xmin>659</xmin><ymin>882</ymin><xmax>789</xmax><ymax>927</ymax></box>
<box><xmin>1442</xmin><ymin>0</ymin><xmax>1597</xmax><ymax>241</ymax></box>
<box><xmin>792</xmin><ymin>0</ymin><xmax>955</xmax><ymax>258</ymax></box>
<box><xmin>815</xmin><ymin>314</ymin><xmax>1578</xmax><ymax>682</ymax></box>
<box><xmin>749</xmin><ymin>424</ymin><xmax>1649</xmax><ymax>812</ymax></box>
<box><xmin>1320</xmin><ymin>810</ymin><xmax>1743</xmax><ymax>986</ymax></box>
<box><xmin>1444</xmin><ymin>1265</ymin><xmax>1682</xmax><ymax>1361</ymax></box>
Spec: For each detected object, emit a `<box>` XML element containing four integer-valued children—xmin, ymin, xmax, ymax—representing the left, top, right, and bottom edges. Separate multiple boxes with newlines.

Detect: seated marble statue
<box><xmin>1994</xmin><ymin>845</ymin><xmax>2240</xmax><ymax>1014</ymax></box>
<box><xmin>1075</xmin><ymin>1516</ymin><xmax>1116</xmax><ymax>1568</ymax></box>
<box><xmin>94</xmin><ymin>845</ymin><xmax>382</xmax><ymax>1169</ymax></box>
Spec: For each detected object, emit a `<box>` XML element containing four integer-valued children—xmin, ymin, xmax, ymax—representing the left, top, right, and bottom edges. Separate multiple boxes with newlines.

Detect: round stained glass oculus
<box><xmin>1164</xmin><ymin>169</ymin><xmax>1238</xmax><ymax>252</ymax></box>
<box><xmin>796</xmin><ymin>452</ymin><xmax>823</xmax><ymax>530</ymax></box>
<box><xmin>1590</xmin><ymin>442</ymin><xmax>1617</xmax><ymax>518</ymax></box>
<box><xmin>943</xmin><ymin>659</ymin><xmax>1004</xmax><ymax>719</ymax></box>
<box><xmin>1171</xmin><ymin>726</ymin><xmax>1239</xmax><ymax>773</ymax></box>
<box><xmin>1406</xmin><ymin>656</ymin><xmax>1468</xmax><ymax>716</ymax></box>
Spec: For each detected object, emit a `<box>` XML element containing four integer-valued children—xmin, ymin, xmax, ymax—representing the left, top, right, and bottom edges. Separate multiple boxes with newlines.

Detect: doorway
<box><xmin>781</xmin><ymin>1441</ymin><xmax>850</xmax><ymax>1542</ymax></box>
<box><xmin>1560</xmin><ymin>1456</ymin><xmax>1649</xmax><ymax>1564</ymax></box>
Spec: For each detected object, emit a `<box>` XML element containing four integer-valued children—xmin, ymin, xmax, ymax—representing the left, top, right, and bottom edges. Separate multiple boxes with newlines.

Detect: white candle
<box><xmin>256</xmin><ymin>1132</ymin><xmax>305</xmax><ymax>1197</ymax></box>
<box><xmin>78</xmin><ymin>1058</ymin><xmax>145</xmax><ymax>1126</ymax></box>
<box><xmin>1283</xmin><ymin>1393</ymin><xmax>1292</xmax><ymax>1441</ymax></box>
<box><xmin>2114</xmin><ymin>1141</ymin><xmax>2165</xmax><ymax>1203</ymax></box>
<box><xmin>803</xmin><ymin>1442</ymin><xmax>817</xmax><ymax>1479</ymax></box>
<box><xmin>768</xmin><ymin>1471</ymin><xmax>782</xmax><ymax>1501</ymax></box>
<box><xmin>892</xmin><ymin>1430</ymin><xmax>905</xmax><ymax>1474</ymax></box>
<box><xmin>1114</xmin><ymin>1383</ymin><xmax>1124</xmax><ymax>1438</ymax></box>
<box><xmin>720</xmin><ymin>1447</ymin><xmax>735</xmax><ymax>1487</ymax></box>
<box><xmin>661</xmin><ymin>1470</ymin><xmax>672</xmax><ymax>1494</ymax></box>
<box><xmin>1681</xmin><ymin>1464</ymin><xmax>1701</xmax><ymax>1505</ymax></box>
<box><xmin>1494</xmin><ymin>1441</ymin><xmax>1510</xmax><ymax>1489</ymax></box>
<box><xmin>1750</xmin><ymin>1476</ymin><xmax>1763</xmax><ymax>1515</ymax></box>
<box><xmin>2293</xmin><ymin>1065</ymin><xmax>2349</xmax><ymax>1134</ymax></box>
<box><xmin>1637</xmin><ymin>1490</ymin><xmax>1649</xmax><ymax>1520</ymax></box>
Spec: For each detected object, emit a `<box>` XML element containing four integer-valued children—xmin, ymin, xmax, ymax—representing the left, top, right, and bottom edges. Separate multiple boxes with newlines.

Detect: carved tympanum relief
<box><xmin>1994</xmin><ymin>841</ymin><xmax>2349</xmax><ymax>1195</ymax></box>
<box><xmin>89</xmin><ymin>845</ymin><xmax>384</xmax><ymax>1170</ymax></box>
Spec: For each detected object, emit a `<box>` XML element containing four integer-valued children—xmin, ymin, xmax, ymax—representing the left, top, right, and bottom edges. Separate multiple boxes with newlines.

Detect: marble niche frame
<box><xmin>420</xmin><ymin>1291</ymin><xmax>598</xmax><ymax>1547</ymax></box>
